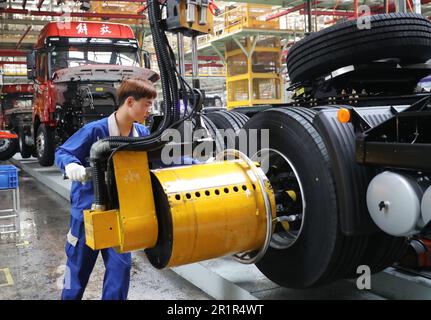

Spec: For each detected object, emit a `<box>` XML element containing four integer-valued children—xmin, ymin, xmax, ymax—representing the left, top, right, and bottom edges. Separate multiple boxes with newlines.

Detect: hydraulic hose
<box><xmin>92</xmin><ymin>159</ymin><xmax>108</xmax><ymax>210</ymax></box>
<box><xmin>90</xmin><ymin>0</ymin><xmax>184</xmax><ymax>208</ymax></box>
<box><xmin>90</xmin><ymin>137</ymin><xmax>165</xmax><ymax>208</ymax></box>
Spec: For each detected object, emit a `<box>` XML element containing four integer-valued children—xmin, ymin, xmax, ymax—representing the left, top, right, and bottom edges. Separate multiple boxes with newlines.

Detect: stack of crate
<box><xmin>0</xmin><ymin>165</ymin><xmax>20</xmax><ymax>240</ymax></box>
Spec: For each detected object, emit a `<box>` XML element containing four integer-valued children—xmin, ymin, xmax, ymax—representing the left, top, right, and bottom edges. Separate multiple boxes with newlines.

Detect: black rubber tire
<box><xmin>244</xmin><ymin>107</ymin><xmax>407</xmax><ymax>288</ymax></box>
<box><xmin>226</xmin><ymin>111</ymin><xmax>249</xmax><ymax>128</ymax></box>
<box><xmin>205</xmin><ymin>111</ymin><xmax>249</xmax><ymax>150</ymax></box>
<box><xmin>0</xmin><ymin>135</ymin><xmax>18</xmax><ymax>161</ymax></box>
<box><xmin>352</xmin><ymin>233</ymin><xmax>408</xmax><ymax>276</ymax></box>
<box><xmin>286</xmin><ymin>13</ymin><xmax>431</xmax><ymax>83</ymax></box>
<box><xmin>278</xmin><ymin>108</ymin><xmax>369</xmax><ymax>286</ymax></box>
<box><xmin>206</xmin><ymin>111</ymin><xmax>241</xmax><ymax>150</ymax></box>
<box><xmin>19</xmin><ymin>128</ymin><xmax>33</xmax><ymax>159</ymax></box>
<box><xmin>174</xmin><ymin>116</ymin><xmax>224</xmax><ymax>157</ymax></box>
<box><xmin>244</xmin><ymin>108</ymin><xmax>344</xmax><ymax>288</ymax></box>
<box><xmin>310</xmin><ymin>106</ymin><xmax>408</xmax><ymax>277</ymax></box>
<box><xmin>36</xmin><ymin>124</ymin><xmax>55</xmax><ymax>167</ymax></box>
<box><xmin>201</xmin><ymin>115</ymin><xmax>224</xmax><ymax>155</ymax></box>
<box><xmin>288</xmin><ymin>107</ymin><xmax>407</xmax><ymax>281</ymax></box>
<box><xmin>207</xmin><ymin>110</ymin><xmax>250</xmax><ymax>133</ymax></box>
<box><xmin>206</xmin><ymin>111</ymin><xmax>241</xmax><ymax>131</ymax></box>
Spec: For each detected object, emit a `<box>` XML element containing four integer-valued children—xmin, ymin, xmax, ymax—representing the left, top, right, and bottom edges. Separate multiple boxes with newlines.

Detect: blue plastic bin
<box><xmin>0</xmin><ymin>165</ymin><xmax>19</xmax><ymax>190</ymax></box>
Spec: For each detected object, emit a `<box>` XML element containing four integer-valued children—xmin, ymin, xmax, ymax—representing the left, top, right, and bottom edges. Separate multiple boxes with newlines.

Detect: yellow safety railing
<box><xmin>196</xmin><ymin>4</ymin><xmax>287</xmax><ymax>47</ymax></box>
<box><xmin>191</xmin><ymin>4</ymin><xmax>291</xmax><ymax>108</ymax></box>
<box><xmin>223</xmin><ymin>4</ymin><xmax>280</xmax><ymax>33</ymax></box>
<box><xmin>88</xmin><ymin>1</ymin><xmax>144</xmax><ymax>24</ymax></box>
<box><xmin>224</xmin><ymin>32</ymin><xmax>283</xmax><ymax>109</ymax></box>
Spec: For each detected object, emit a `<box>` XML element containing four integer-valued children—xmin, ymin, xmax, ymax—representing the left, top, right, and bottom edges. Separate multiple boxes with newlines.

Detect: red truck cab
<box><xmin>26</xmin><ymin>21</ymin><xmax>158</xmax><ymax>166</ymax></box>
<box><xmin>0</xmin><ymin>84</ymin><xmax>34</xmax><ymax>160</ymax></box>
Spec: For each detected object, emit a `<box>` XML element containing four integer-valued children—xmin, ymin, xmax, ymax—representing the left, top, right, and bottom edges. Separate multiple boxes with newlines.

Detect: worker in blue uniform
<box><xmin>55</xmin><ymin>78</ymin><xmax>159</xmax><ymax>300</ymax></box>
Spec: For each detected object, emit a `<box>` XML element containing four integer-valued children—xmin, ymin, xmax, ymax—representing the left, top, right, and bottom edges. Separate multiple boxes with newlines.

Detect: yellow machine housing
<box><xmin>165</xmin><ymin>0</ymin><xmax>214</xmax><ymax>36</ymax></box>
<box><xmin>84</xmin><ymin>152</ymin><xmax>158</xmax><ymax>253</ymax></box>
<box><xmin>84</xmin><ymin>151</ymin><xmax>276</xmax><ymax>268</ymax></box>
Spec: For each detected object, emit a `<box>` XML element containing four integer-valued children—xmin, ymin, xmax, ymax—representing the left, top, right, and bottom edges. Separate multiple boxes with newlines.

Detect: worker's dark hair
<box><xmin>117</xmin><ymin>78</ymin><xmax>157</xmax><ymax>107</ymax></box>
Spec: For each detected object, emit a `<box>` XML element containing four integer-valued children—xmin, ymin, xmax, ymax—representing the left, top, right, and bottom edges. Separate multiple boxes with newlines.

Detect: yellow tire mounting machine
<box><xmin>84</xmin><ymin>150</ymin><xmax>276</xmax><ymax>267</ymax></box>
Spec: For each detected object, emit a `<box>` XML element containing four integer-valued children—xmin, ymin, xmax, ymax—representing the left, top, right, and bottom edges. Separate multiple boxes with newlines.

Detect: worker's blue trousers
<box><xmin>61</xmin><ymin>216</ymin><xmax>131</xmax><ymax>300</ymax></box>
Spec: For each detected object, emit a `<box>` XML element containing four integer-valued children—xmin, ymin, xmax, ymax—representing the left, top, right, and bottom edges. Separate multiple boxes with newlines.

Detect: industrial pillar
<box><xmin>412</xmin><ymin>0</ymin><xmax>421</xmax><ymax>13</ymax></box>
<box><xmin>306</xmin><ymin>0</ymin><xmax>312</xmax><ymax>33</ymax></box>
<box><xmin>395</xmin><ymin>0</ymin><xmax>407</xmax><ymax>12</ymax></box>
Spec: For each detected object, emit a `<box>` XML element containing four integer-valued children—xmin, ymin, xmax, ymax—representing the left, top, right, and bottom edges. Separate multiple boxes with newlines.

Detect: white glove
<box><xmin>65</xmin><ymin>163</ymin><xmax>87</xmax><ymax>183</ymax></box>
<box><xmin>205</xmin><ymin>157</ymin><xmax>215</xmax><ymax>163</ymax></box>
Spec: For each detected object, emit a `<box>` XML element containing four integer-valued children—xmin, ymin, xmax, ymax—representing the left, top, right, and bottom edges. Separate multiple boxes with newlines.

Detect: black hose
<box><xmin>89</xmin><ymin>0</ymin><xmax>176</xmax><ymax>161</ymax></box>
<box><xmin>92</xmin><ymin>160</ymin><xmax>107</xmax><ymax>208</ymax></box>
<box><xmin>90</xmin><ymin>137</ymin><xmax>165</xmax><ymax>208</ymax></box>
<box><xmin>150</xmin><ymin>0</ymin><xmax>172</xmax><ymax>128</ymax></box>
<box><xmin>90</xmin><ymin>0</ymin><xmax>190</xmax><ymax>208</ymax></box>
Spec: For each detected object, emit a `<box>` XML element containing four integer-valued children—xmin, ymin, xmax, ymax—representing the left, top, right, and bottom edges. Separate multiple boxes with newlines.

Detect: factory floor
<box><xmin>0</xmin><ymin>171</ymin><xmax>211</xmax><ymax>300</ymax></box>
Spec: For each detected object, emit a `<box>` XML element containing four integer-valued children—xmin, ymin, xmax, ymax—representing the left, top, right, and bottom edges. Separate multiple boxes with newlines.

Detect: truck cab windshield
<box><xmin>50</xmin><ymin>47</ymin><xmax>140</xmax><ymax>75</ymax></box>
<box><xmin>1</xmin><ymin>95</ymin><xmax>33</xmax><ymax>110</ymax></box>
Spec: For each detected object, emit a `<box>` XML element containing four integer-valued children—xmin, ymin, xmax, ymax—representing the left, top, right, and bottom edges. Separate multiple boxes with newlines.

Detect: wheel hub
<box><xmin>252</xmin><ymin>148</ymin><xmax>306</xmax><ymax>250</ymax></box>
<box><xmin>36</xmin><ymin>132</ymin><xmax>45</xmax><ymax>158</ymax></box>
<box><xmin>0</xmin><ymin>138</ymin><xmax>11</xmax><ymax>153</ymax></box>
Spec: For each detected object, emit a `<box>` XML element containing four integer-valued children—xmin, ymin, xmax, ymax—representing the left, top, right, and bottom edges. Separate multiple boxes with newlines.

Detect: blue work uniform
<box><xmin>55</xmin><ymin>112</ymin><xmax>150</xmax><ymax>300</ymax></box>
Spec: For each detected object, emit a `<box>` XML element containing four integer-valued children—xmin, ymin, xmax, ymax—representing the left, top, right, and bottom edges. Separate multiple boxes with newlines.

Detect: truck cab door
<box><xmin>34</xmin><ymin>52</ymin><xmax>49</xmax><ymax>124</ymax></box>
<box><xmin>0</xmin><ymin>97</ymin><xmax>4</xmax><ymax>130</ymax></box>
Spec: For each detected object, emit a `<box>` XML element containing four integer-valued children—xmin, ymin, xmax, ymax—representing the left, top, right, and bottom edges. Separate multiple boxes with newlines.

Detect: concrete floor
<box><xmin>0</xmin><ymin>171</ymin><xmax>211</xmax><ymax>300</ymax></box>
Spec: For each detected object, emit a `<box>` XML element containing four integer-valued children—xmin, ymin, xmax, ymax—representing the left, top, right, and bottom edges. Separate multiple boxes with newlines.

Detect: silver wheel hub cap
<box><xmin>252</xmin><ymin>148</ymin><xmax>306</xmax><ymax>250</ymax></box>
<box><xmin>36</xmin><ymin>132</ymin><xmax>45</xmax><ymax>158</ymax></box>
<box><xmin>0</xmin><ymin>139</ymin><xmax>11</xmax><ymax>153</ymax></box>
